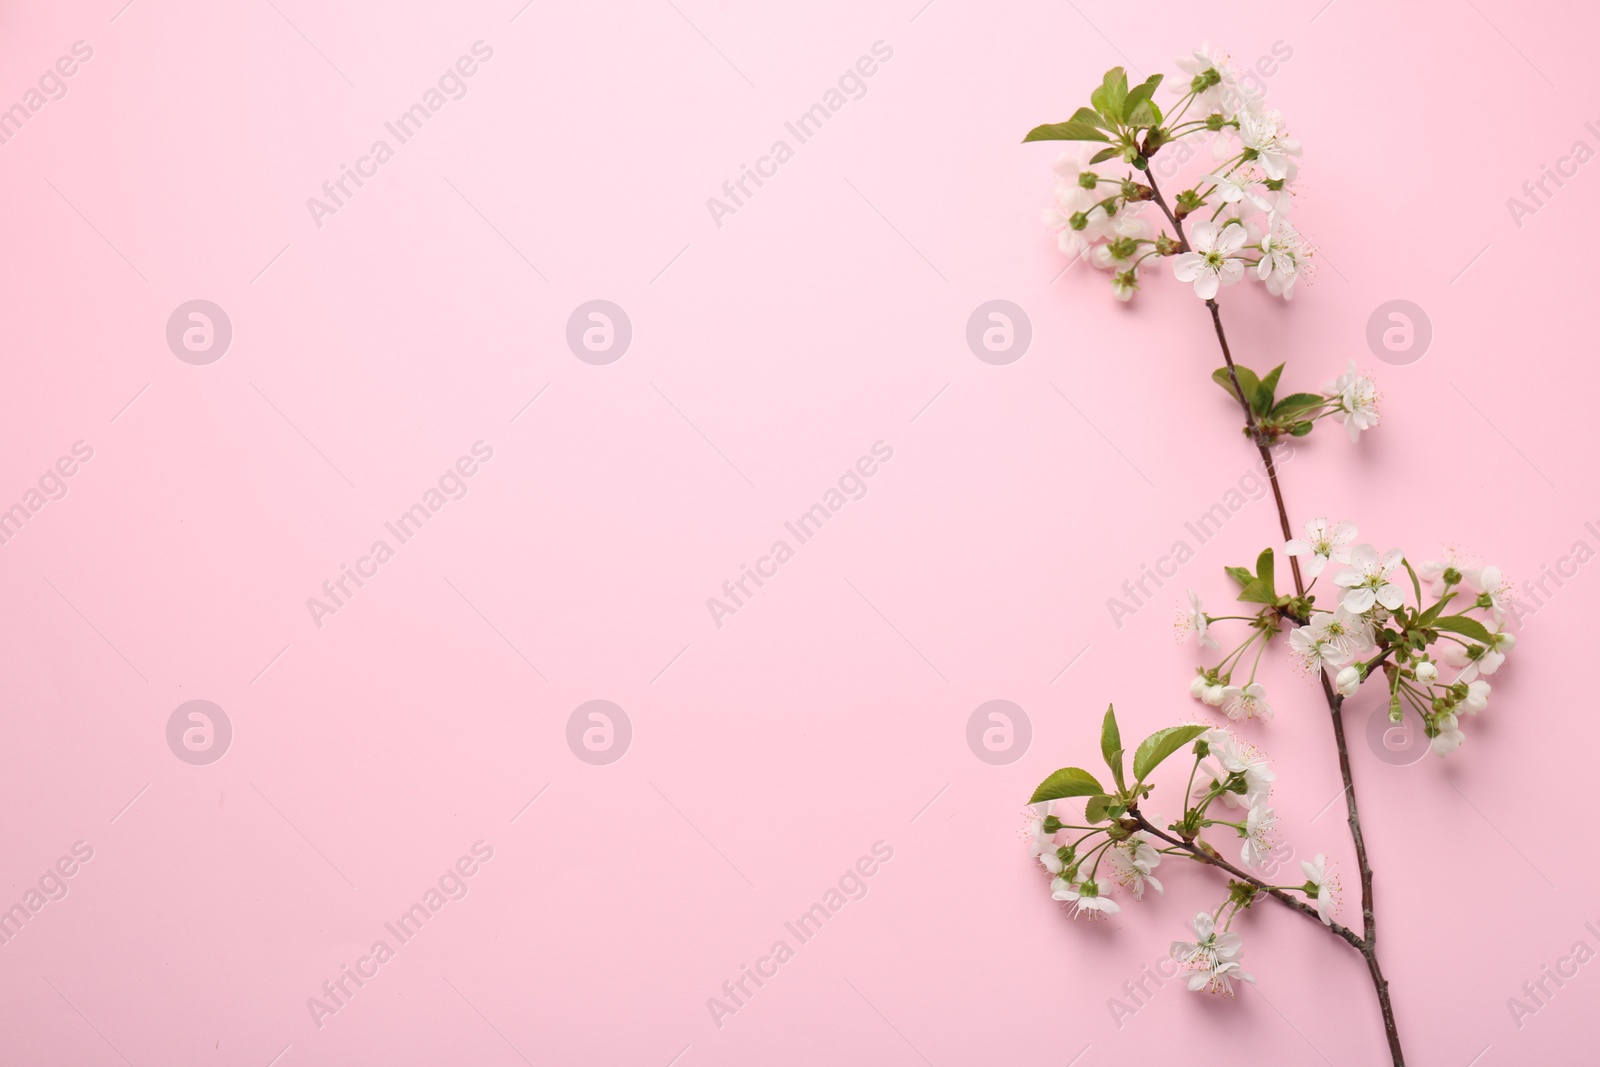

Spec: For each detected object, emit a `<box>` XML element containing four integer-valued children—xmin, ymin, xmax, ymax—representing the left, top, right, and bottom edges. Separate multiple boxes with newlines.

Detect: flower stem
<box><xmin>1143</xmin><ymin>165</ymin><xmax>1407</xmax><ymax>1067</ymax></box>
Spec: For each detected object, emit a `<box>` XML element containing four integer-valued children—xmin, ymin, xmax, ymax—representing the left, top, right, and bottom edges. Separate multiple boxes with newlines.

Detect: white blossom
<box><xmin>1176</xmin><ymin>589</ymin><xmax>1219</xmax><ymax>649</ymax></box>
<box><xmin>1327</xmin><ymin>361</ymin><xmax>1380</xmax><ymax>442</ymax></box>
<box><xmin>1301</xmin><ymin>854</ymin><xmax>1340</xmax><ymax>926</ymax></box>
<box><xmin>1172</xmin><ymin>221</ymin><xmax>1248</xmax><ymax>300</ymax></box>
<box><xmin>1235</xmin><ymin>108</ymin><xmax>1301</xmax><ymax>181</ymax></box>
<box><xmin>1334</xmin><ymin>545</ymin><xmax>1406</xmax><ymax>614</ymax></box>
<box><xmin>1431</xmin><ymin>713</ymin><xmax>1464</xmax><ymax>757</ymax></box>
<box><xmin>1220</xmin><ymin>682</ymin><xmax>1274</xmax><ymax>722</ymax></box>
<box><xmin>1107</xmin><ymin>832</ymin><xmax>1165</xmax><ymax>900</ymax></box>
<box><xmin>1172</xmin><ymin>911</ymin><xmax>1256</xmax><ymax>995</ymax></box>
<box><xmin>1240</xmin><ymin>804</ymin><xmax>1278</xmax><ymax>868</ymax></box>
<box><xmin>1256</xmin><ymin>216</ymin><xmax>1308</xmax><ymax>300</ymax></box>
<box><xmin>1052</xmin><ymin>872</ymin><xmax>1121</xmax><ymax>919</ymax></box>
<box><xmin>1284</xmin><ymin>518</ymin><xmax>1357</xmax><ymax>578</ymax></box>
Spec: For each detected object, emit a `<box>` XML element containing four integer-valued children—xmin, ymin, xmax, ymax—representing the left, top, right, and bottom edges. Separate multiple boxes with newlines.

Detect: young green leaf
<box><xmin>1090</xmin><ymin>67</ymin><xmax>1129</xmax><ymax>124</ymax></box>
<box><xmin>1272</xmin><ymin>392</ymin><xmax>1325</xmax><ymax>417</ymax></box>
<box><xmin>1068</xmin><ymin>106</ymin><xmax>1110</xmax><ymax>129</ymax></box>
<box><xmin>1255</xmin><ymin>364</ymin><xmax>1284</xmax><ymax>415</ymax></box>
<box><xmin>1414</xmin><ymin>593</ymin><xmax>1456</xmax><ymax>629</ymax></box>
<box><xmin>1255</xmin><ymin>547</ymin><xmax>1276</xmax><ymax>600</ymax></box>
<box><xmin>1100</xmin><ymin>705</ymin><xmax>1126</xmax><ymax>791</ymax></box>
<box><xmin>1085</xmin><ymin>794</ymin><xmax>1114</xmax><ymax>824</ymax></box>
<box><xmin>1088</xmin><ymin>146</ymin><xmax>1120</xmax><ymax>164</ymax></box>
<box><xmin>1132</xmin><ymin>725</ymin><xmax>1209</xmax><ymax>781</ymax></box>
<box><xmin>1122</xmin><ymin>73</ymin><xmax>1164</xmax><ymax>119</ymax></box>
<box><xmin>1029</xmin><ymin>766</ymin><xmax>1107</xmax><ymax>805</ymax></box>
<box><xmin>1125</xmin><ymin>98</ymin><xmax>1162</xmax><ymax>127</ymax></box>
<box><xmin>1023</xmin><ymin>118</ymin><xmax>1110</xmax><ymax>143</ymax></box>
<box><xmin>1237</xmin><ymin>580</ymin><xmax>1278</xmax><ymax>605</ymax></box>
<box><xmin>1212</xmin><ymin>365</ymin><xmax>1261</xmax><ymax>406</ymax></box>
<box><xmin>1225</xmin><ymin>565</ymin><xmax>1256</xmax><ymax>589</ymax></box>
<box><xmin>1433</xmin><ymin>614</ymin><xmax>1494</xmax><ymax>644</ymax></box>
<box><xmin>1401</xmin><ymin>558</ymin><xmax>1423</xmax><ymax>607</ymax></box>
<box><xmin>1124</xmin><ymin>76</ymin><xmax>1165</xmax><ymax>127</ymax></box>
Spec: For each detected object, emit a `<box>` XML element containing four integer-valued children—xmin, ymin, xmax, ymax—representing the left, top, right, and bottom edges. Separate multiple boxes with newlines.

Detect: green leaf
<box><xmin>1289</xmin><ymin>421</ymin><xmax>1314</xmax><ymax>436</ymax></box>
<box><xmin>1225</xmin><ymin>565</ymin><xmax>1256</xmax><ymax>589</ymax></box>
<box><xmin>1133</xmin><ymin>725</ymin><xmax>1209</xmax><ymax>782</ymax></box>
<box><xmin>1085</xmin><ymin>794</ymin><xmax>1114</xmax><ymax>824</ymax></box>
<box><xmin>1100</xmin><ymin>705</ymin><xmax>1125</xmax><ymax>791</ymax></box>
<box><xmin>1272</xmin><ymin>392</ymin><xmax>1325</xmax><ymax>417</ymax></box>
<box><xmin>1088</xmin><ymin>145</ymin><xmax>1120</xmax><ymax>164</ymax></box>
<box><xmin>1068</xmin><ymin>106</ymin><xmax>1110</xmax><ymax>129</ymax></box>
<box><xmin>1256</xmin><ymin>548</ymin><xmax>1276</xmax><ymax>599</ymax></box>
<box><xmin>1124</xmin><ymin>75</ymin><xmax>1165</xmax><ymax>127</ymax></box>
<box><xmin>1029</xmin><ymin>766</ymin><xmax>1107</xmax><ymax>805</ymax></box>
<box><xmin>1433</xmin><ymin>614</ymin><xmax>1494</xmax><ymax>644</ymax></box>
<box><xmin>1237</xmin><ymin>580</ymin><xmax>1278</xmax><ymax>605</ymax></box>
<box><xmin>1122</xmin><ymin>74</ymin><xmax>1164</xmax><ymax>119</ymax></box>
<box><xmin>1212</xmin><ymin>365</ymin><xmax>1261</xmax><ymax>406</ymax></box>
<box><xmin>1091</xmin><ymin>67</ymin><xmax>1129</xmax><ymax>123</ymax></box>
<box><xmin>1414</xmin><ymin>593</ymin><xmax>1456</xmax><ymax>629</ymax></box>
<box><xmin>1401</xmin><ymin>558</ymin><xmax>1423</xmax><ymax>607</ymax></box>
<box><xmin>1024</xmin><ymin>119</ymin><xmax>1110</xmax><ymax>143</ymax></box>
<box><xmin>1255</xmin><ymin>364</ymin><xmax>1284</xmax><ymax>415</ymax></box>
<box><xmin>1126</xmin><ymin>99</ymin><xmax>1162</xmax><ymax>127</ymax></box>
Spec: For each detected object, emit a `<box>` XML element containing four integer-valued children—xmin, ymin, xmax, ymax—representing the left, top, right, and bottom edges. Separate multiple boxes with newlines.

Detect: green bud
<box><xmin>1042</xmin><ymin>815</ymin><xmax>1063</xmax><ymax>834</ymax></box>
<box><xmin>1077</xmin><ymin>171</ymin><xmax>1098</xmax><ymax>189</ymax></box>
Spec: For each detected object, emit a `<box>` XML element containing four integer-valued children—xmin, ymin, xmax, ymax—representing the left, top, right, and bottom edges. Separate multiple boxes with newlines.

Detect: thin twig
<box><xmin>1143</xmin><ymin>163</ymin><xmax>1405</xmax><ymax>1066</ymax></box>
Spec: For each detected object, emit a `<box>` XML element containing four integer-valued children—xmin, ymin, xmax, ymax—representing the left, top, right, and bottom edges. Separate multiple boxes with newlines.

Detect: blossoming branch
<box><xmin>1019</xmin><ymin>45</ymin><xmax>1516</xmax><ymax>1067</ymax></box>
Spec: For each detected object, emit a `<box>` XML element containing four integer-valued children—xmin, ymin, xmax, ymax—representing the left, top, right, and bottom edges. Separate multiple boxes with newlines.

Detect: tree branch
<box><xmin>1142</xmin><ymin>164</ymin><xmax>1405</xmax><ymax>1065</ymax></box>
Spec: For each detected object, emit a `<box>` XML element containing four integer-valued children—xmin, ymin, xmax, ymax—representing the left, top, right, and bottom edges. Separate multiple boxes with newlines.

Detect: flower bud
<box><xmin>1335</xmin><ymin>664</ymin><xmax>1362</xmax><ymax>697</ymax></box>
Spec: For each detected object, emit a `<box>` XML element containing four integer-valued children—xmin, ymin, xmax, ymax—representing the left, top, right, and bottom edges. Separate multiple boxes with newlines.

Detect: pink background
<box><xmin>1</xmin><ymin>0</ymin><xmax>1595</xmax><ymax>1064</ymax></box>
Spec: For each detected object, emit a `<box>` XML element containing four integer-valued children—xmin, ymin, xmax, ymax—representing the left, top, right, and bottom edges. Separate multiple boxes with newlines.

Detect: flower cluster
<box><xmin>1026</xmin><ymin>713</ymin><xmax>1342</xmax><ymax>995</ymax></box>
<box><xmin>1184</xmin><ymin>517</ymin><xmax>1513</xmax><ymax>758</ymax></box>
<box><xmin>1035</xmin><ymin>43</ymin><xmax>1308</xmax><ymax>304</ymax></box>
